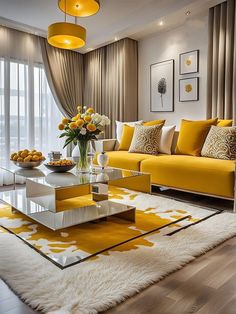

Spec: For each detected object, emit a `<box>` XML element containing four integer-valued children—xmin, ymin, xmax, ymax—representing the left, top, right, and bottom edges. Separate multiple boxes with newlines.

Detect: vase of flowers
<box><xmin>58</xmin><ymin>106</ymin><xmax>110</xmax><ymax>173</ymax></box>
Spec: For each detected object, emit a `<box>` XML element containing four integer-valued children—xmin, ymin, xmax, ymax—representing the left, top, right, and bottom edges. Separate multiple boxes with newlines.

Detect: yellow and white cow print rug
<box><xmin>0</xmin><ymin>187</ymin><xmax>218</xmax><ymax>268</ymax></box>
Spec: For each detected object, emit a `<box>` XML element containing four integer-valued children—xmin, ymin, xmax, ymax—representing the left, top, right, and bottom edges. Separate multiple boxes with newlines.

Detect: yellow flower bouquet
<box><xmin>58</xmin><ymin>106</ymin><xmax>110</xmax><ymax>172</ymax></box>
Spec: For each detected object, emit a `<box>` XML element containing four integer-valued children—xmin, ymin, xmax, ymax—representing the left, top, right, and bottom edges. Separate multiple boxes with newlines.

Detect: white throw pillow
<box><xmin>116</xmin><ymin>120</ymin><xmax>143</xmax><ymax>142</ymax></box>
<box><xmin>159</xmin><ymin>125</ymin><xmax>176</xmax><ymax>154</ymax></box>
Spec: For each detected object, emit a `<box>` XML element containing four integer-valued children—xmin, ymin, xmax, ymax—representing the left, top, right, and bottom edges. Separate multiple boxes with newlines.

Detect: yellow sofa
<box><xmin>94</xmin><ymin>137</ymin><xmax>235</xmax><ymax>201</ymax></box>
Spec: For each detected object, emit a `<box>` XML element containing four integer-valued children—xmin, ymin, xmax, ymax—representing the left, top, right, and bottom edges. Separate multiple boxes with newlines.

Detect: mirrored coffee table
<box><xmin>0</xmin><ymin>165</ymin><xmax>150</xmax><ymax>230</ymax></box>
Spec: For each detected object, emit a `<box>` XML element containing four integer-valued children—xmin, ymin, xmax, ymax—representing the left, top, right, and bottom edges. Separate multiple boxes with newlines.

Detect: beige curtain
<box><xmin>40</xmin><ymin>37</ymin><xmax>84</xmax><ymax>118</ymax></box>
<box><xmin>0</xmin><ymin>26</ymin><xmax>42</xmax><ymax>63</ymax></box>
<box><xmin>83</xmin><ymin>47</ymin><xmax>106</xmax><ymax>113</ymax></box>
<box><xmin>207</xmin><ymin>0</ymin><xmax>236</xmax><ymax>122</ymax></box>
<box><xmin>84</xmin><ymin>38</ymin><xmax>138</xmax><ymax>137</ymax></box>
<box><xmin>105</xmin><ymin>38</ymin><xmax>138</xmax><ymax>137</ymax></box>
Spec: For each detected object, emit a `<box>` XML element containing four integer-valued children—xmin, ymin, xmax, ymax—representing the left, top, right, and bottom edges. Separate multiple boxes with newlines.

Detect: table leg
<box><xmin>114</xmin><ymin>208</ymin><xmax>136</xmax><ymax>222</ymax></box>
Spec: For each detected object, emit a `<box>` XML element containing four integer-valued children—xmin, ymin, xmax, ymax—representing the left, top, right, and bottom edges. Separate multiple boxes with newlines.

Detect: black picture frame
<box><xmin>150</xmin><ymin>59</ymin><xmax>174</xmax><ymax>112</ymax></box>
<box><xmin>179</xmin><ymin>77</ymin><xmax>199</xmax><ymax>102</ymax></box>
<box><xmin>179</xmin><ymin>50</ymin><xmax>199</xmax><ymax>75</ymax></box>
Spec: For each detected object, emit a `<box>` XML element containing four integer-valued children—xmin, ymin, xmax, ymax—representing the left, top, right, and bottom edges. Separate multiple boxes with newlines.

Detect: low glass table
<box><xmin>0</xmin><ymin>165</ymin><xmax>150</xmax><ymax>230</ymax></box>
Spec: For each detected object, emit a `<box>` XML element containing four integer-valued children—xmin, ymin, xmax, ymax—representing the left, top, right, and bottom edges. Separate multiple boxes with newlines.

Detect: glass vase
<box><xmin>77</xmin><ymin>140</ymin><xmax>90</xmax><ymax>173</ymax></box>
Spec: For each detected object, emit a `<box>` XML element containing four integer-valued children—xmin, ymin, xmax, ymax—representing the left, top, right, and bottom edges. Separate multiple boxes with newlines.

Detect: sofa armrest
<box><xmin>93</xmin><ymin>139</ymin><xmax>117</xmax><ymax>153</ymax></box>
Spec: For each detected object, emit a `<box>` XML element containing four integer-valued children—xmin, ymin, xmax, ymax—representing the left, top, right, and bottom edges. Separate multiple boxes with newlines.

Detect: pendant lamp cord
<box><xmin>65</xmin><ymin>0</ymin><xmax>67</xmax><ymax>22</ymax></box>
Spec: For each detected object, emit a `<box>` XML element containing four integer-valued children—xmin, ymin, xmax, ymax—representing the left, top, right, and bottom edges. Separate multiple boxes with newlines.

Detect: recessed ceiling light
<box><xmin>185</xmin><ymin>10</ymin><xmax>191</xmax><ymax>16</ymax></box>
<box><xmin>159</xmin><ymin>20</ymin><xmax>164</xmax><ymax>26</ymax></box>
<box><xmin>114</xmin><ymin>37</ymin><xmax>119</xmax><ymax>41</ymax></box>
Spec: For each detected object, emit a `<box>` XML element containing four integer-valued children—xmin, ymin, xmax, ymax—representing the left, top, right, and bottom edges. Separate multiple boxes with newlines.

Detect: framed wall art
<box><xmin>150</xmin><ymin>59</ymin><xmax>174</xmax><ymax>112</ymax></box>
<box><xmin>179</xmin><ymin>50</ymin><xmax>199</xmax><ymax>75</ymax></box>
<box><xmin>179</xmin><ymin>77</ymin><xmax>199</xmax><ymax>102</ymax></box>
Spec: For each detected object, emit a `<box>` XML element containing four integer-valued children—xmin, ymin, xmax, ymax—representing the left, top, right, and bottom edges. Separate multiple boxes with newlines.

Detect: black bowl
<box><xmin>44</xmin><ymin>163</ymin><xmax>76</xmax><ymax>173</ymax></box>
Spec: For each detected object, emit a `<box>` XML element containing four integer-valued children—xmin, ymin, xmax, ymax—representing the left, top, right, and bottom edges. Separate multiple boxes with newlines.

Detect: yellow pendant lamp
<box><xmin>48</xmin><ymin>22</ymin><xmax>86</xmax><ymax>49</ymax></box>
<box><xmin>48</xmin><ymin>0</ymin><xmax>87</xmax><ymax>49</ymax></box>
<box><xmin>58</xmin><ymin>0</ymin><xmax>100</xmax><ymax>17</ymax></box>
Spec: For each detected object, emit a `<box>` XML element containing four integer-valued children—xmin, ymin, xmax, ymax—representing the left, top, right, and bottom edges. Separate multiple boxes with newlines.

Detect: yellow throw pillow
<box><xmin>217</xmin><ymin>119</ymin><xmax>233</xmax><ymax>127</ymax></box>
<box><xmin>143</xmin><ymin>119</ymin><xmax>166</xmax><ymax>126</ymax></box>
<box><xmin>175</xmin><ymin>118</ymin><xmax>218</xmax><ymax>156</ymax></box>
<box><xmin>118</xmin><ymin>124</ymin><xmax>135</xmax><ymax>151</ymax></box>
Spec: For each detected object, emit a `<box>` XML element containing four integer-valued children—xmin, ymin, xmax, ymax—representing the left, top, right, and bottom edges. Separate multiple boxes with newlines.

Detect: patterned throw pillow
<box><xmin>128</xmin><ymin>124</ymin><xmax>163</xmax><ymax>155</ymax></box>
<box><xmin>201</xmin><ymin>126</ymin><xmax>236</xmax><ymax>160</ymax></box>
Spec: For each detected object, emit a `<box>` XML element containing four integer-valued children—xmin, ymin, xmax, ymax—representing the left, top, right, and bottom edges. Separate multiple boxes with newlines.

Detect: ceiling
<box><xmin>0</xmin><ymin>0</ymin><xmax>223</xmax><ymax>53</ymax></box>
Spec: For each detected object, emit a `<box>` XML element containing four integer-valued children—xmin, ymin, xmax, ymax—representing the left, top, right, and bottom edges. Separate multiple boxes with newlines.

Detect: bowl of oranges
<box><xmin>44</xmin><ymin>159</ymin><xmax>75</xmax><ymax>173</ymax></box>
<box><xmin>10</xmin><ymin>150</ymin><xmax>46</xmax><ymax>169</ymax></box>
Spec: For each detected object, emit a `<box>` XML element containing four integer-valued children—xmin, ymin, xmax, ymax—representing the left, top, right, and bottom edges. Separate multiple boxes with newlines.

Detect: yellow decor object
<box><xmin>118</xmin><ymin>125</ymin><xmax>135</xmax><ymax>151</ymax></box>
<box><xmin>48</xmin><ymin>22</ymin><xmax>86</xmax><ymax>49</ymax></box>
<box><xmin>10</xmin><ymin>149</ymin><xmax>45</xmax><ymax>162</ymax></box>
<box><xmin>58</xmin><ymin>0</ymin><xmax>100</xmax><ymax>17</ymax></box>
<box><xmin>143</xmin><ymin>119</ymin><xmax>166</xmax><ymax>126</ymax></box>
<box><xmin>175</xmin><ymin>118</ymin><xmax>218</xmax><ymax>156</ymax></box>
<box><xmin>185</xmin><ymin>84</ymin><xmax>192</xmax><ymax>93</ymax></box>
<box><xmin>217</xmin><ymin>119</ymin><xmax>233</xmax><ymax>127</ymax></box>
<box><xmin>185</xmin><ymin>58</ymin><xmax>192</xmax><ymax>66</ymax></box>
<box><xmin>47</xmin><ymin>159</ymin><xmax>74</xmax><ymax>166</ymax></box>
<box><xmin>141</xmin><ymin>155</ymin><xmax>235</xmax><ymax>198</ymax></box>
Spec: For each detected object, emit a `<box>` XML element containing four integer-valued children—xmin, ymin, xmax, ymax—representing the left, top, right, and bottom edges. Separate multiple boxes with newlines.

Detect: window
<box><xmin>0</xmin><ymin>58</ymin><xmax>63</xmax><ymax>166</ymax></box>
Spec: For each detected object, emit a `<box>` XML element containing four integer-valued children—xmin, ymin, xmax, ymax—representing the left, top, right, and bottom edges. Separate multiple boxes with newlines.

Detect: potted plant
<box><xmin>58</xmin><ymin>106</ymin><xmax>110</xmax><ymax>172</ymax></box>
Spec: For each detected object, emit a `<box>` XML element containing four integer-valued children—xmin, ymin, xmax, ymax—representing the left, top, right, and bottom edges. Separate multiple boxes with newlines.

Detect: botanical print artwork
<box><xmin>179</xmin><ymin>77</ymin><xmax>199</xmax><ymax>102</ymax></box>
<box><xmin>180</xmin><ymin>50</ymin><xmax>199</xmax><ymax>74</ymax></box>
<box><xmin>158</xmin><ymin>78</ymin><xmax>167</xmax><ymax>107</ymax></box>
<box><xmin>150</xmin><ymin>59</ymin><xmax>174</xmax><ymax>112</ymax></box>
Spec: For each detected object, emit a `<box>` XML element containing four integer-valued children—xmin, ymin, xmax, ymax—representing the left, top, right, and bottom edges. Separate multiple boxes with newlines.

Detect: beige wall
<box><xmin>138</xmin><ymin>16</ymin><xmax>208</xmax><ymax>129</ymax></box>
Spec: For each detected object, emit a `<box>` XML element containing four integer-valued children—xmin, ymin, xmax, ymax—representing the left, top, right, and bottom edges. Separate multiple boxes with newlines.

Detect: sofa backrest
<box><xmin>171</xmin><ymin>131</ymin><xmax>179</xmax><ymax>154</ymax></box>
<box><xmin>114</xmin><ymin>130</ymin><xmax>179</xmax><ymax>154</ymax></box>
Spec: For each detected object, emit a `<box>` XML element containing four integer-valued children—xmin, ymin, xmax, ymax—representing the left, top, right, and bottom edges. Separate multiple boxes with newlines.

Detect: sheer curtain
<box><xmin>0</xmin><ymin>26</ymin><xmax>63</xmax><ymax>186</ymax></box>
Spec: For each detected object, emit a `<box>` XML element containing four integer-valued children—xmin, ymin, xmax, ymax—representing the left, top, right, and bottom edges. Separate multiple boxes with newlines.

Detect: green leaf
<box><xmin>59</xmin><ymin>132</ymin><xmax>68</xmax><ymax>138</ymax></box>
<box><xmin>63</xmin><ymin>137</ymin><xmax>74</xmax><ymax>149</ymax></box>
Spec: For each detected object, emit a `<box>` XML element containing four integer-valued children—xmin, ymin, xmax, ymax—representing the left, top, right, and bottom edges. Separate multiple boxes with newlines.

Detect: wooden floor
<box><xmin>0</xmin><ymin>189</ymin><xmax>235</xmax><ymax>314</ymax></box>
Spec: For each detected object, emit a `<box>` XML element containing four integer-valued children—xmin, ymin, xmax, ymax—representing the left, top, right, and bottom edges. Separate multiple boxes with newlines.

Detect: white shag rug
<box><xmin>1</xmin><ymin>211</ymin><xmax>236</xmax><ymax>314</ymax></box>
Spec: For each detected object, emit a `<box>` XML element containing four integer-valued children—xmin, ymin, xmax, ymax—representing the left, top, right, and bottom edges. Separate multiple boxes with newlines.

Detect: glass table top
<box><xmin>0</xmin><ymin>164</ymin><xmax>144</xmax><ymax>189</ymax></box>
<box><xmin>0</xmin><ymin>189</ymin><xmax>134</xmax><ymax>231</ymax></box>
